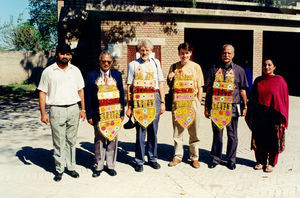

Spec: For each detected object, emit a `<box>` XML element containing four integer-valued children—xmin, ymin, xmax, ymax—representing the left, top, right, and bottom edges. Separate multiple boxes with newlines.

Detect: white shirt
<box><xmin>37</xmin><ymin>62</ymin><xmax>85</xmax><ymax>105</ymax></box>
<box><xmin>126</xmin><ymin>58</ymin><xmax>165</xmax><ymax>89</ymax></box>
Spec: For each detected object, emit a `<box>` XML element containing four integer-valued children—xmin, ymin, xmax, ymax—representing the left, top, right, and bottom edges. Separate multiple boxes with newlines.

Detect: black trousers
<box><xmin>210</xmin><ymin>116</ymin><xmax>239</xmax><ymax>164</ymax></box>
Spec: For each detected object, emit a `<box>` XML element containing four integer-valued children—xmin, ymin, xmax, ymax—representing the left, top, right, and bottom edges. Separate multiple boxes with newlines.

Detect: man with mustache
<box><xmin>204</xmin><ymin>44</ymin><xmax>248</xmax><ymax>170</ymax></box>
<box><xmin>38</xmin><ymin>44</ymin><xmax>86</xmax><ymax>181</ymax></box>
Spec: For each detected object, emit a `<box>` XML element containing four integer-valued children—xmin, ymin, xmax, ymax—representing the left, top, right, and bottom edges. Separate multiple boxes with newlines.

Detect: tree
<box><xmin>28</xmin><ymin>0</ymin><xmax>57</xmax><ymax>50</ymax></box>
<box><xmin>0</xmin><ymin>15</ymin><xmax>41</xmax><ymax>51</ymax></box>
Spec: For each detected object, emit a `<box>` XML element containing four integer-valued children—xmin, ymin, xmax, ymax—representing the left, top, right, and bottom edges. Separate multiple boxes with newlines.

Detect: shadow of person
<box><xmin>16</xmin><ymin>146</ymin><xmax>55</xmax><ymax>174</ymax></box>
<box><xmin>76</xmin><ymin>143</ymin><xmax>95</xmax><ymax>170</ymax></box>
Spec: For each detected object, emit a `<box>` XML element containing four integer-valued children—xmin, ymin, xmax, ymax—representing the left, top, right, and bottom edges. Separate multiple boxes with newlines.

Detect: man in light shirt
<box><xmin>38</xmin><ymin>44</ymin><xmax>86</xmax><ymax>182</ymax></box>
<box><xmin>126</xmin><ymin>39</ymin><xmax>165</xmax><ymax>172</ymax></box>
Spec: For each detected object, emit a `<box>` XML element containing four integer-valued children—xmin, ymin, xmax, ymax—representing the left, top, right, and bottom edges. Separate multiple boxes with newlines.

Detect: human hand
<box><xmin>126</xmin><ymin>108</ymin><xmax>133</xmax><ymax>118</ymax></box>
<box><xmin>168</xmin><ymin>72</ymin><xmax>175</xmax><ymax>82</ymax></box>
<box><xmin>79</xmin><ymin>110</ymin><xmax>86</xmax><ymax>121</ymax></box>
<box><xmin>204</xmin><ymin>108</ymin><xmax>210</xmax><ymax>119</ymax></box>
<box><xmin>41</xmin><ymin>114</ymin><xmax>50</xmax><ymax>125</ymax></box>
<box><xmin>160</xmin><ymin>103</ymin><xmax>165</xmax><ymax>114</ymax></box>
<box><xmin>88</xmin><ymin>119</ymin><xmax>93</xmax><ymax>126</ymax></box>
<box><xmin>241</xmin><ymin>108</ymin><xmax>247</xmax><ymax>117</ymax></box>
<box><xmin>120</xmin><ymin>116</ymin><xmax>124</xmax><ymax>121</ymax></box>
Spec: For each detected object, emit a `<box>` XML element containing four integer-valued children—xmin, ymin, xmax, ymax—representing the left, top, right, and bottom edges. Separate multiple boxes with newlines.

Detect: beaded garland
<box><xmin>210</xmin><ymin>68</ymin><xmax>234</xmax><ymax>129</ymax></box>
<box><xmin>96</xmin><ymin>75</ymin><xmax>122</xmax><ymax>141</ymax></box>
<box><xmin>133</xmin><ymin>65</ymin><xmax>156</xmax><ymax>128</ymax></box>
<box><xmin>173</xmin><ymin>69</ymin><xmax>195</xmax><ymax>128</ymax></box>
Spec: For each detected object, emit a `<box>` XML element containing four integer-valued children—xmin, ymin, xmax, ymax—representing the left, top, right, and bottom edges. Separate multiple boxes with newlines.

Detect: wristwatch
<box><xmin>161</xmin><ymin>101</ymin><xmax>165</xmax><ymax>104</ymax></box>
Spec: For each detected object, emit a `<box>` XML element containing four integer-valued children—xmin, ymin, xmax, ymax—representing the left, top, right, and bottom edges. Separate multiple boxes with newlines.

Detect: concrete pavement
<box><xmin>0</xmin><ymin>96</ymin><xmax>299</xmax><ymax>198</ymax></box>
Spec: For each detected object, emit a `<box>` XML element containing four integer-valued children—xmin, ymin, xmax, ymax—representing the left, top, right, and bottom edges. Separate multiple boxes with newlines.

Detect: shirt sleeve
<box><xmin>238</xmin><ymin>67</ymin><xmax>249</xmax><ymax>90</ymax></box>
<box><xmin>155</xmin><ymin>59</ymin><xmax>165</xmax><ymax>82</ymax></box>
<box><xmin>126</xmin><ymin>61</ymin><xmax>135</xmax><ymax>85</ymax></box>
<box><xmin>76</xmin><ymin>68</ymin><xmax>85</xmax><ymax>90</ymax></box>
<box><xmin>37</xmin><ymin>69</ymin><xmax>49</xmax><ymax>93</ymax></box>
<box><xmin>196</xmin><ymin>65</ymin><xmax>204</xmax><ymax>88</ymax></box>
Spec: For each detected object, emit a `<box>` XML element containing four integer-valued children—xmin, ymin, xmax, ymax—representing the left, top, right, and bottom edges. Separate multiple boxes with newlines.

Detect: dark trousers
<box><xmin>210</xmin><ymin>116</ymin><xmax>238</xmax><ymax>164</ymax></box>
<box><xmin>135</xmin><ymin>93</ymin><xmax>161</xmax><ymax>165</ymax></box>
<box><xmin>254</xmin><ymin>148</ymin><xmax>279</xmax><ymax>167</ymax></box>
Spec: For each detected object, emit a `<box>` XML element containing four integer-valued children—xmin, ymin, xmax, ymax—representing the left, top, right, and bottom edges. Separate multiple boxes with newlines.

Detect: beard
<box><xmin>57</xmin><ymin>58</ymin><xmax>69</xmax><ymax>65</ymax></box>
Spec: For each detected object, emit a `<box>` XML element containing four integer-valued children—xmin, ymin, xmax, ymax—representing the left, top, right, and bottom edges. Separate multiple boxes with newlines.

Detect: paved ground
<box><xmin>0</xmin><ymin>96</ymin><xmax>299</xmax><ymax>198</ymax></box>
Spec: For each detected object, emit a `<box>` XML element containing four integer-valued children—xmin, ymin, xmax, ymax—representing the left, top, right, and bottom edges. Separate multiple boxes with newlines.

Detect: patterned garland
<box><xmin>210</xmin><ymin>68</ymin><xmax>234</xmax><ymax>129</ymax></box>
<box><xmin>133</xmin><ymin>65</ymin><xmax>156</xmax><ymax>128</ymax></box>
<box><xmin>96</xmin><ymin>76</ymin><xmax>122</xmax><ymax>141</ymax></box>
<box><xmin>173</xmin><ymin>69</ymin><xmax>195</xmax><ymax>128</ymax></box>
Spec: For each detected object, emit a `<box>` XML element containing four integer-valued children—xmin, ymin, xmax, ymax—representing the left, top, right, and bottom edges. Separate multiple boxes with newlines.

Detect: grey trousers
<box><xmin>50</xmin><ymin>104</ymin><xmax>80</xmax><ymax>173</ymax></box>
<box><xmin>93</xmin><ymin>126</ymin><xmax>118</xmax><ymax>170</ymax></box>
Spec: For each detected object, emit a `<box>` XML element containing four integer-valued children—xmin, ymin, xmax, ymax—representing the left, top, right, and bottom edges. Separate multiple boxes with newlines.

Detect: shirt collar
<box><xmin>222</xmin><ymin>62</ymin><xmax>233</xmax><ymax>70</ymax></box>
<box><xmin>100</xmin><ymin>68</ymin><xmax>110</xmax><ymax>77</ymax></box>
<box><xmin>53</xmin><ymin>62</ymin><xmax>73</xmax><ymax>71</ymax></box>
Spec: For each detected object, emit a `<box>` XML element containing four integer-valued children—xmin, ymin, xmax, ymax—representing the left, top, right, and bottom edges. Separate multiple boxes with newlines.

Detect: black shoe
<box><xmin>208</xmin><ymin>162</ymin><xmax>218</xmax><ymax>169</ymax></box>
<box><xmin>135</xmin><ymin>164</ymin><xmax>143</xmax><ymax>172</ymax></box>
<box><xmin>65</xmin><ymin>169</ymin><xmax>80</xmax><ymax>178</ymax></box>
<box><xmin>149</xmin><ymin>161</ymin><xmax>161</xmax><ymax>169</ymax></box>
<box><xmin>227</xmin><ymin>162</ymin><xmax>236</xmax><ymax>170</ymax></box>
<box><xmin>92</xmin><ymin>170</ymin><xmax>101</xmax><ymax>177</ymax></box>
<box><xmin>53</xmin><ymin>172</ymin><xmax>63</xmax><ymax>182</ymax></box>
<box><xmin>106</xmin><ymin>168</ymin><xmax>117</xmax><ymax>176</ymax></box>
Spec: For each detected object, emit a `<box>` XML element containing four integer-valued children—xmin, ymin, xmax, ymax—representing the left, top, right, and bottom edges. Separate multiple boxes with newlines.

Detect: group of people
<box><xmin>38</xmin><ymin>40</ymin><xmax>289</xmax><ymax>182</ymax></box>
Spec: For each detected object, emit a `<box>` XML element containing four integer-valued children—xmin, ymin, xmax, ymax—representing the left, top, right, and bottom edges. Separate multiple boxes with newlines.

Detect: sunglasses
<box><xmin>100</xmin><ymin>60</ymin><xmax>112</xmax><ymax>64</ymax></box>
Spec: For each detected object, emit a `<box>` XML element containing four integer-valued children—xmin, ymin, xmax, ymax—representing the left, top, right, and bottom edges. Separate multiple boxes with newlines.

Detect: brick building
<box><xmin>57</xmin><ymin>0</ymin><xmax>300</xmax><ymax>94</ymax></box>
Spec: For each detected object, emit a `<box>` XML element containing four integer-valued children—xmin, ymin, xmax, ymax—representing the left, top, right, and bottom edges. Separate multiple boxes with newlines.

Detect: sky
<box><xmin>0</xmin><ymin>0</ymin><xmax>30</xmax><ymax>25</ymax></box>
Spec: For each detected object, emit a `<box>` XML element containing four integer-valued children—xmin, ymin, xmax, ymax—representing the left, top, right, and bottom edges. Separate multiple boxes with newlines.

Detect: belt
<box><xmin>51</xmin><ymin>103</ymin><xmax>77</xmax><ymax>108</ymax></box>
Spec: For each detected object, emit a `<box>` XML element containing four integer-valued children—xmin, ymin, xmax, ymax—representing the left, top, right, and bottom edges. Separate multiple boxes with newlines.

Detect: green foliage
<box><xmin>0</xmin><ymin>83</ymin><xmax>37</xmax><ymax>99</ymax></box>
<box><xmin>0</xmin><ymin>14</ymin><xmax>41</xmax><ymax>51</ymax></box>
<box><xmin>28</xmin><ymin>0</ymin><xmax>57</xmax><ymax>50</ymax></box>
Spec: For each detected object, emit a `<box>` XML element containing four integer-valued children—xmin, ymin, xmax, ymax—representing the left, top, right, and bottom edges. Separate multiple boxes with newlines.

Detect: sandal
<box><xmin>254</xmin><ymin>163</ymin><xmax>263</xmax><ymax>170</ymax></box>
<box><xmin>265</xmin><ymin>165</ymin><xmax>274</xmax><ymax>173</ymax></box>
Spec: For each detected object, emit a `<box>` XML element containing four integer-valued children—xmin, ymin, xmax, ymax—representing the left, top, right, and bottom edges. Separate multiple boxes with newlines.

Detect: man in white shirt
<box><xmin>38</xmin><ymin>44</ymin><xmax>86</xmax><ymax>182</ymax></box>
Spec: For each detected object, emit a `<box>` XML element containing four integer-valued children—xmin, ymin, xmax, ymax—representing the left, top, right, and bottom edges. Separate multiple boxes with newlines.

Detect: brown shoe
<box><xmin>191</xmin><ymin>160</ymin><xmax>200</xmax><ymax>169</ymax></box>
<box><xmin>168</xmin><ymin>157</ymin><xmax>181</xmax><ymax>167</ymax></box>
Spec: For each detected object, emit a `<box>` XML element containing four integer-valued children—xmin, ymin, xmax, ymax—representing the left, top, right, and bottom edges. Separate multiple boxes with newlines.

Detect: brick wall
<box><xmin>253</xmin><ymin>30</ymin><xmax>263</xmax><ymax>80</ymax></box>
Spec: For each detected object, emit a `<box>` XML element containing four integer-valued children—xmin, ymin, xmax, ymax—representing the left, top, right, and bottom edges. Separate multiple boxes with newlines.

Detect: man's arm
<box><xmin>39</xmin><ymin>91</ymin><xmax>50</xmax><ymax>125</ymax></box>
<box><xmin>197</xmin><ymin>86</ymin><xmax>203</xmax><ymax>104</ymax></box>
<box><xmin>125</xmin><ymin>84</ymin><xmax>133</xmax><ymax>118</ymax></box>
<box><xmin>158</xmin><ymin>81</ymin><xmax>165</xmax><ymax>114</ymax></box>
<box><xmin>240</xmin><ymin>89</ymin><xmax>247</xmax><ymax>117</ymax></box>
<box><xmin>78</xmin><ymin>88</ymin><xmax>86</xmax><ymax>121</ymax></box>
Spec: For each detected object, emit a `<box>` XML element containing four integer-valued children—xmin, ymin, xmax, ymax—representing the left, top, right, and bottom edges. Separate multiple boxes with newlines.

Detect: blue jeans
<box><xmin>135</xmin><ymin>93</ymin><xmax>161</xmax><ymax>165</ymax></box>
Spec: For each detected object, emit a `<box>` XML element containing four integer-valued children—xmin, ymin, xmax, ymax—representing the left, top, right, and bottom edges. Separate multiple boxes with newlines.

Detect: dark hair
<box><xmin>263</xmin><ymin>58</ymin><xmax>276</xmax><ymax>66</ymax></box>
<box><xmin>56</xmin><ymin>43</ymin><xmax>72</xmax><ymax>55</ymax></box>
<box><xmin>178</xmin><ymin>42</ymin><xmax>193</xmax><ymax>52</ymax></box>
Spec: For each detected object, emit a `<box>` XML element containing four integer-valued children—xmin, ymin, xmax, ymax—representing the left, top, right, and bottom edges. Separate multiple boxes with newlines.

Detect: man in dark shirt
<box><xmin>204</xmin><ymin>44</ymin><xmax>248</xmax><ymax>170</ymax></box>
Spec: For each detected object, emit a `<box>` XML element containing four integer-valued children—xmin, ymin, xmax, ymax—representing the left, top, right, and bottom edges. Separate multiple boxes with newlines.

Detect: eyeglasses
<box><xmin>100</xmin><ymin>60</ymin><xmax>112</xmax><ymax>64</ymax></box>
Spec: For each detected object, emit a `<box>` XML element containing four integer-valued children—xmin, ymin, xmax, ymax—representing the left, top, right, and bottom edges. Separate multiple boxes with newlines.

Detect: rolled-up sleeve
<box><xmin>37</xmin><ymin>69</ymin><xmax>48</xmax><ymax>93</ymax></box>
<box><xmin>126</xmin><ymin>62</ymin><xmax>135</xmax><ymax>85</ymax></box>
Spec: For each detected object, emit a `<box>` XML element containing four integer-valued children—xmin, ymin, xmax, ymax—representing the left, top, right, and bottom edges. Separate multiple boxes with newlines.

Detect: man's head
<box><xmin>99</xmin><ymin>51</ymin><xmax>113</xmax><ymax>72</ymax></box>
<box><xmin>221</xmin><ymin>44</ymin><xmax>235</xmax><ymax>65</ymax></box>
<box><xmin>56</xmin><ymin>44</ymin><xmax>72</xmax><ymax>66</ymax></box>
<box><xmin>178</xmin><ymin>42</ymin><xmax>193</xmax><ymax>65</ymax></box>
<box><xmin>137</xmin><ymin>39</ymin><xmax>153</xmax><ymax>62</ymax></box>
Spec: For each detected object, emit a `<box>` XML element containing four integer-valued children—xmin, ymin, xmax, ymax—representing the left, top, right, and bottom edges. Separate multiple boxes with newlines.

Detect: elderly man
<box><xmin>204</xmin><ymin>44</ymin><xmax>248</xmax><ymax>170</ymax></box>
<box><xmin>167</xmin><ymin>42</ymin><xmax>204</xmax><ymax>168</ymax></box>
<box><xmin>85</xmin><ymin>51</ymin><xmax>125</xmax><ymax>177</ymax></box>
<box><xmin>38</xmin><ymin>43</ymin><xmax>86</xmax><ymax>182</ymax></box>
<box><xmin>126</xmin><ymin>39</ymin><xmax>165</xmax><ymax>172</ymax></box>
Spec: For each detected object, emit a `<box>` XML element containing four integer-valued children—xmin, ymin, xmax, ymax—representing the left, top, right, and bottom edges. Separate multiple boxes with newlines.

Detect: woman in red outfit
<box><xmin>246</xmin><ymin>59</ymin><xmax>289</xmax><ymax>173</ymax></box>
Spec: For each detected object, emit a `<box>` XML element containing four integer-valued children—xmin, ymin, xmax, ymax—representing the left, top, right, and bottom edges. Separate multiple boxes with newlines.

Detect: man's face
<box><xmin>57</xmin><ymin>52</ymin><xmax>72</xmax><ymax>65</ymax></box>
<box><xmin>179</xmin><ymin>48</ymin><xmax>192</xmax><ymax>64</ymax></box>
<box><xmin>221</xmin><ymin>46</ymin><xmax>234</xmax><ymax>64</ymax></box>
<box><xmin>139</xmin><ymin>45</ymin><xmax>152</xmax><ymax>61</ymax></box>
<box><xmin>99</xmin><ymin>54</ymin><xmax>113</xmax><ymax>72</ymax></box>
